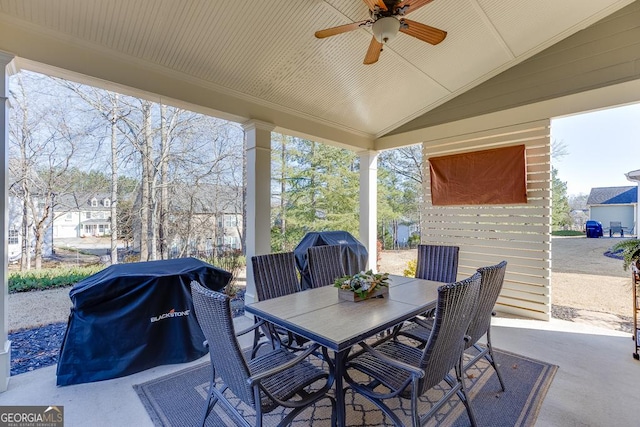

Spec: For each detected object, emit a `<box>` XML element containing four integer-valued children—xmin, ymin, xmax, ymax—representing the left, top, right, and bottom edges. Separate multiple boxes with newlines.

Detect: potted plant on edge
<box><xmin>611</xmin><ymin>239</ymin><xmax>640</xmax><ymax>272</ymax></box>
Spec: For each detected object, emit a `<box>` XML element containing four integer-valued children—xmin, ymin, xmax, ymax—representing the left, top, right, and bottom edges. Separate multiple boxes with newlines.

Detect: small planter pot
<box><xmin>338</xmin><ymin>286</ymin><xmax>388</xmax><ymax>302</ymax></box>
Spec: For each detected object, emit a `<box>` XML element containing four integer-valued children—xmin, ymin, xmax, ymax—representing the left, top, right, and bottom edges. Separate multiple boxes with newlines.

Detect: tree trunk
<box><xmin>139</xmin><ymin>101</ymin><xmax>151</xmax><ymax>261</ymax></box>
<box><xmin>20</xmin><ymin>189</ymin><xmax>30</xmax><ymax>271</ymax></box>
<box><xmin>159</xmin><ymin>105</ymin><xmax>169</xmax><ymax>259</ymax></box>
<box><xmin>280</xmin><ymin>134</ymin><xmax>286</xmax><ymax>251</ymax></box>
<box><xmin>110</xmin><ymin>94</ymin><xmax>119</xmax><ymax>264</ymax></box>
<box><xmin>147</xmin><ymin>103</ymin><xmax>158</xmax><ymax>261</ymax></box>
<box><xmin>32</xmin><ymin>214</ymin><xmax>45</xmax><ymax>270</ymax></box>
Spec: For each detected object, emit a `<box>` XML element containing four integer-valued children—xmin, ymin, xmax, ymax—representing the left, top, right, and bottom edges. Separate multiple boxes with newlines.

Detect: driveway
<box><xmin>551</xmin><ymin>235</ymin><xmax>632</xmax><ymax>331</ymax></box>
<box><xmin>55</xmin><ymin>236</ymin><xmax>124</xmax><ymax>257</ymax></box>
<box><xmin>551</xmin><ymin>235</ymin><xmax>627</xmax><ymax>277</ymax></box>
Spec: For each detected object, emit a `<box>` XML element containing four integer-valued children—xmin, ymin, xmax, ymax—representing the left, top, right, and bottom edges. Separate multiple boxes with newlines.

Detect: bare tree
<box><xmin>9</xmin><ymin>73</ymin><xmax>87</xmax><ymax>269</ymax></box>
<box><xmin>159</xmin><ymin>104</ymin><xmax>170</xmax><ymax>259</ymax></box>
<box><xmin>57</xmin><ymin>79</ymin><xmax>131</xmax><ymax>265</ymax></box>
<box><xmin>379</xmin><ymin>144</ymin><xmax>423</xmax><ymax>185</ymax></box>
<box><xmin>109</xmin><ymin>94</ymin><xmax>119</xmax><ymax>263</ymax></box>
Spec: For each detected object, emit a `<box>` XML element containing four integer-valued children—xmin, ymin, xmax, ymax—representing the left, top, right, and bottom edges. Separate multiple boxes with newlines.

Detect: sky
<box><xmin>551</xmin><ymin>103</ymin><xmax>640</xmax><ymax>196</ymax></box>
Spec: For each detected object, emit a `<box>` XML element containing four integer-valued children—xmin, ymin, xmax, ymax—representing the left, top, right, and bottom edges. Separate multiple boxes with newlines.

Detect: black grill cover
<box><xmin>56</xmin><ymin>257</ymin><xmax>231</xmax><ymax>386</ymax></box>
<box><xmin>294</xmin><ymin>231</ymin><xmax>368</xmax><ymax>289</ymax></box>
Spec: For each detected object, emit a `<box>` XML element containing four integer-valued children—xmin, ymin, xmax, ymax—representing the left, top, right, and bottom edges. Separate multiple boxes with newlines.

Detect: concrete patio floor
<box><xmin>0</xmin><ymin>315</ymin><xmax>638</xmax><ymax>426</ymax></box>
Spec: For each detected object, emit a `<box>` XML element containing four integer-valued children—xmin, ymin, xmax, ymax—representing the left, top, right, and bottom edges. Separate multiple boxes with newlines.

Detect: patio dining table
<box><xmin>244</xmin><ymin>274</ymin><xmax>442</xmax><ymax>427</ymax></box>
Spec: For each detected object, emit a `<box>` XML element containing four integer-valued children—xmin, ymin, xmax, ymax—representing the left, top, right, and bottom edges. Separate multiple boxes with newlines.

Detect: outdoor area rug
<box><xmin>134</xmin><ymin>347</ymin><xmax>557</xmax><ymax>426</ymax></box>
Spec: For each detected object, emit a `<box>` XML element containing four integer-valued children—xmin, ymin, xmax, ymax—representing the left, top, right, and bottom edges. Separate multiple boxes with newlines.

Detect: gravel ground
<box><xmin>8</xmin><ymin>236</ymin><xmax>635</xmax><ymax>374</ymax></box>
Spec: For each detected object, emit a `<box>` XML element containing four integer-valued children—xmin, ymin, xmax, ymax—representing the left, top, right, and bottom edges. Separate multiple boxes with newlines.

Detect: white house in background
<box><xmin>586</xmin><ymin>186</ymin><xmax>637</xmax><ymax>235</ymax></box>
<box><xmin>626</xmin><ymin>169</ymin><xmax>640</xmax><ymax>236</ymax></box>
<box><xmin>7</xmin><ymin>195</ymin><xmax>53</xmax><ymax>262</ymax></box>
<box><xmin>53</xmin><ymin>193</ymin><xmax>112</xmax><ymax>238</ymax></box>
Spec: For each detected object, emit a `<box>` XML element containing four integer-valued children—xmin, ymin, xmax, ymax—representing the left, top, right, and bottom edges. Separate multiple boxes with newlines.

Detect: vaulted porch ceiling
<box><xmin>0</xmin><ymin>0</ymin><xmax>635</xmax><ymax>149</ymax></box>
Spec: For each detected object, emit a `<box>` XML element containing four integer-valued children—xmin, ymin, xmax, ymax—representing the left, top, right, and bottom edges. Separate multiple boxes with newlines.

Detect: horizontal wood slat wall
<box><xmin>421</xmin><ymin>120</ymin><xmax>551</xmax><ymax>320</ymax></box>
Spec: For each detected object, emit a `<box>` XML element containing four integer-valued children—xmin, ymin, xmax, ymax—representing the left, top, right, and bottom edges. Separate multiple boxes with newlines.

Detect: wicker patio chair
<box><xmin>392</xmin><ymin>244</ymin><xmax>460</xmax><ymax>330</ymax></box>
<box><xmin>397</xmin><ymin>261</ymin><xmax>508</xmax><ymax>391</ymax></box>
<box><xmin>415</xmin><ymin>244</ymin><xmax>460</xmax><ymax>283</ymax></box>
<box><xmin>190</xmin><ymin>281</ymin><xmax>336</xmax><ymax>427</ymax></box>
<box><xmin>251</xmin><ymin>252</ymin><xmax>308</xmax><ymax>354</ymax></box>
<box><xmin>253</xmin><ymin>252</ymin><xmax>302</xmax><ymax>301</ymax></box>
<box><xmin>307</xmin><ymin>244</ymin><xmax>346</xmax><ymax>289</ymax></box>
<box><xmin>343</xmin><ymin>273</ymin><xmax>481</xmax><ymax>427</ymax></box>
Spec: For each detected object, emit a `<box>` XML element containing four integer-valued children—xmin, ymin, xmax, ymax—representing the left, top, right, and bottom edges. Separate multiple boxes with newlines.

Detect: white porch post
<box><xmin>0</xmin><ymin>51</ymin><xmax>15</xmax><ymax>392</ymax></box>
<box><xmin>243</xmin><ymin>120</ymin><xmax>273</xmax><ymax>307</ymax></box>
<box><xmin>359</xmin><ymin>150</ymin><xmax>378</xmax><ymax>271</ymax></box>
<box><xmin>626</xmin><ymin>170</ymin><xmax>640</xmax><ymax>235</ymax></box>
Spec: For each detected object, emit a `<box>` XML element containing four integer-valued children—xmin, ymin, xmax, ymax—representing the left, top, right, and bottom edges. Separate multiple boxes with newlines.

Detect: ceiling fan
<box><xmin>315</xmin><ymin>0</ymin><xmax>447</xmax><ymax>65</ymax></box>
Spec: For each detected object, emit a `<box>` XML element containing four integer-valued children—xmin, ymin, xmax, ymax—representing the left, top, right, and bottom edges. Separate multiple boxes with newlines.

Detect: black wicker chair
<box><xmin>307</xmin><ymin>244</ymin><xmax>346</xmax><ymax>289</ymax></box>
<box><xmin>190</xmin><ymin>281</ymin><xmax>336</xmax><ymax>427</ymax></box>
<box><xmin>397</xmin><ymin>261</ymin><xmax>508</xmax><ymax>391</ymax></box>
<box><xmin>463</xmin><ymin>261</ymin><xmax>507</xmax><ymax>390</ymax></box>
<box><xmin>253</xmin><ymin>252</ymin><xmax>302</xmax><ymax>300</ymax></box>
<box><xmin>251</xmin><ymin>252</ymin><xmax>308</xmax><ymax>354</ymax></box>
<box><xmin>344</xmin><ymin>273</ymin><xmax>481</xmax><ymax>427</ymax></box>
<box><xmin>415</xmin><ymin>244</ymin><xmax>460</xmax><ymax>283</ymax></box>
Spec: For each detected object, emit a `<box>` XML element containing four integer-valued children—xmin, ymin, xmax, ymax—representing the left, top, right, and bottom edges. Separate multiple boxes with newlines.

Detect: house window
<box><xmin>224</xmin><ymin>215</ymin><xmax>237</xmax><ymax>228</ymax></box>
<box><xmin>8</xmin><ymin>229</ymin><xmax>19</xmax><ymax>245</ymax></box>
<box><xmin>65</xmin><ymin>213</ymin><xmax>72</xmax><ymax>222</ymax></box>
<box><xmin>91</xmin><ymin>198</ymin><xmax>98</xmax><ymax>207</ymax></box>
<box><xmin>104</xmin><ymin>199</ymin><xmax>110</xmax><ymax>207</ymax></box>
<box><xmin>99</xmin><ymin>225</ymin><xmax>105</xmax><ymax>233</ymax></box>
<box><xmin>86</xmin><ymin>212</ymin><xmax>92</xmax><ymax>219</ymax></box>
<box><xmin>224</xmin><ymin>235</ymin><xmax>238</xmax><ymax>248</ymax></box>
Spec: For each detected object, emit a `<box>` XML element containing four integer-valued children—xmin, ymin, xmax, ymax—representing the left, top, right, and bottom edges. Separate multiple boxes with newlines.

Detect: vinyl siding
<box><xmin>390</xmin><ymin>1</ymin><xmax>640</xmax><ymax>135</ymax></box>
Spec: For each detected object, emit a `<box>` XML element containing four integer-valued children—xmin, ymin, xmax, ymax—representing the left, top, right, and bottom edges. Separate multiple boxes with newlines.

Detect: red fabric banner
<box><xmin>429</xmin><ymin>145</ymin><xmax>527</xmax><ymax>206</ymax></box>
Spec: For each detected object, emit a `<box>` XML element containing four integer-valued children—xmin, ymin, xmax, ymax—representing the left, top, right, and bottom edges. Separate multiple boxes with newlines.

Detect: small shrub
<box><xmin>611</xmin><ymin>239</ymin><xmax>640</xmax><ymax>271</ymax></box>
<box><xmin>9</xmin><ymin>265</ymin><xmax>103</xmax><ymax>293</ymax></box>
<box><xmin>403</xmin><ymin>259</ymin><xmax>417</xmax><ymax>278</ymax></box>
<box><xmin>202</xmin><ymin>250</ymin><xmax>246</xmax><ymax>297</ymax></box>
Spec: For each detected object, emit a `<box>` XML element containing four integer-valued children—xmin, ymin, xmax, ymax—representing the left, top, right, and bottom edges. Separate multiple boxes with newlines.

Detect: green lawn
<box><xmin>551</xmin><ymin>230</ymin><xmax>585</xmax><ymax>237</ymax></box>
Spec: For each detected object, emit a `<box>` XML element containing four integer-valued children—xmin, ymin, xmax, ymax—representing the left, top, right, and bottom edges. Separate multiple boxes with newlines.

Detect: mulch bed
<box><xmin>9</xmin><ymin>322</ymin><xmax>67</xmax><ymax>375</ymax></box>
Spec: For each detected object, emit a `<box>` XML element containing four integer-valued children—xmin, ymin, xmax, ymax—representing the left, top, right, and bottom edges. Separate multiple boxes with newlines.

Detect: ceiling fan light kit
<box><xmin>315</xmin><ymin>0</ymin><xmax>447</xmax><ymax>64</ymax></box>
<box><xmin>372</xmin><ymin>16</ymin><xmax>400</xmax><ymax>43</ymax></box>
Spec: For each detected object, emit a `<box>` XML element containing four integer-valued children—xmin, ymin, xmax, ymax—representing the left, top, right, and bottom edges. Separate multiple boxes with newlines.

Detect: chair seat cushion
<box><xmin>249</xmin><ymin>348</ymin><xmax>327</xmax><ymax>411</ymax></box>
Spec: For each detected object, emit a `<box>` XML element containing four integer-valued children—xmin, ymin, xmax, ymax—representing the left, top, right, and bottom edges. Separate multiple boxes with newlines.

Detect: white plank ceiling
<box><xmin>0</xmin><ymin>0</ymin><xmax>634</xmax><ymax>139</ymax></box>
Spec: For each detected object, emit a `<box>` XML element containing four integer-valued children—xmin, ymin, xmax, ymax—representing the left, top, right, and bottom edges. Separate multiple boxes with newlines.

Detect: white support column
<box><xmin>0</xmin><ymin>51</ymin><xmax>15</xmax><ymax>392</ymax></box>
<box><xmin>359</xmin><ymin>150</ymin><xmax>378</xmax><ymax>271</ymax></box>
<box><xmin>626</xmin><ymin>170</ymin><xmax>640</xmax><ymax>236</ymax></box>
<box><xmin>243</xmin><ymin>120</ymin><xmax>274</xmax><ymax>307</ymax></box>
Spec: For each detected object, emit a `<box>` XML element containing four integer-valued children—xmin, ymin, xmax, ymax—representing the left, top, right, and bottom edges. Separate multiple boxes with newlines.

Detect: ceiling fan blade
<box><xmin>362</xmin><ymin>0</ymin><xmax>388</xmax><ymax>12</ymax></box>
<box><xmin>397</xmin><ymin>0</ymin><xmax>435</xmax><ymax>15</ymax></box>
<box><xmin>315</xmin><ymin>20</ymin><xmax>370</xmax><ymax>38</ymax></box>
<box><xmin>363</xmin><ymin>37</ymin><xmax>383</xmax><ymax>64</ymax></box>
<box><xmin>400</xmin><ymin>19</ymin><xmax>447</xmax><ymax>44</ymax></box>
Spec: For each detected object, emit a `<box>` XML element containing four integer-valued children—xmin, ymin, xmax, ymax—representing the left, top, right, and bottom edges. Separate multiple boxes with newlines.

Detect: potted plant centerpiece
<box><xmin>334</xmin><ymin>270</ymin><xmax>390</xmax><ymax>302</ymax></box>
